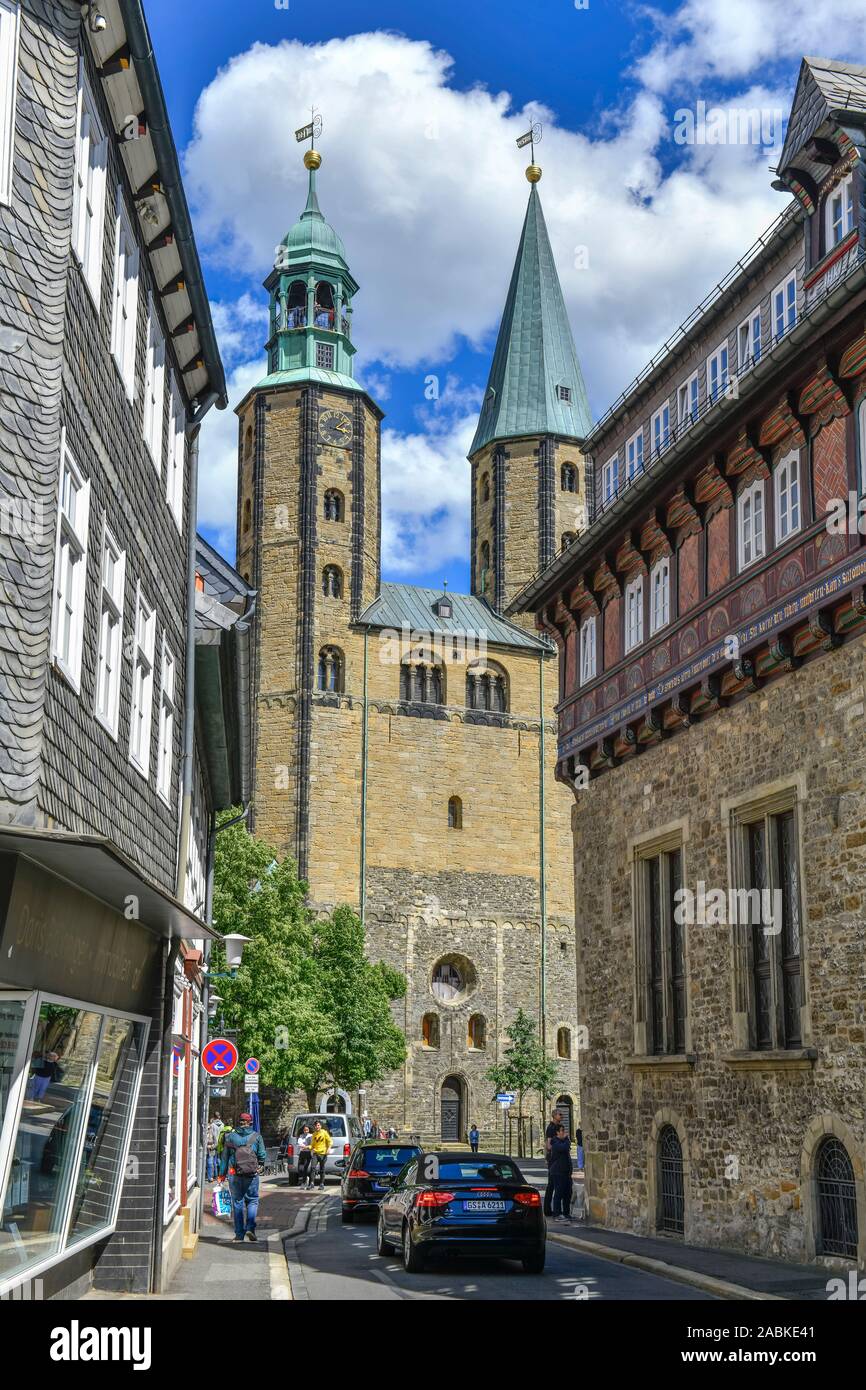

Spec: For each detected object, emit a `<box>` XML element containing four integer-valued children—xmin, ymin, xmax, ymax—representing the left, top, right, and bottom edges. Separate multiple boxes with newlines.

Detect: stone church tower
<box><xmin>238</xmin><ymin>150</ymin><xmax>589</xmax><ymax>1140</ymax></box>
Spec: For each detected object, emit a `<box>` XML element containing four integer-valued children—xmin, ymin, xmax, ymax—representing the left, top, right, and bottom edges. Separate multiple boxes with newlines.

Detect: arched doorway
<box><xmin>440</xmin><ymin>1075</ymin><xmax>464</xmax><ymax>1142</ymax></box>
<box><xmin>657</xmin><ymin>1125</ymin><xmax>685</xmax><ymax>1234</ymax></box>
<box><xmin>320</xmin><ymin>1088</ymin><xmax>351</xmax><ymax>1114</ymax></box>
<box><xmin>555</xmin><ymin>1094</ymin><xmax>573</xmax><ymax>1138</ymax></box>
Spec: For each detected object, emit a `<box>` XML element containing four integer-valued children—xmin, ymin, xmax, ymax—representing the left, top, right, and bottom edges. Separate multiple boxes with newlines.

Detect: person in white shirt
<box><xmin>296</xmin><ymin>1125</ymin><xmax>313</xmax><ymax>1188</ymax></box>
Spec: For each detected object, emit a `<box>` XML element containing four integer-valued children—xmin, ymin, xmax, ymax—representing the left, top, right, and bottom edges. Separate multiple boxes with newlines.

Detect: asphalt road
<box><xmin>286</xmin><ymin>1194</ymin><xmax>716</xmax><ymax>1302</ymax></box>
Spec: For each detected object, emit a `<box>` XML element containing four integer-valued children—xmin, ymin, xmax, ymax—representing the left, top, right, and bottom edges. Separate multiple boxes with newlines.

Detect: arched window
<box><xmin>481</xmin><ymin>472</ymin><xmax>490</xmax><ymax>502</ymax></box>
<box><xmin>480</xmin><ymin>540</ymin><xmax>490</xmax><ymax>572</ymax></box>
<box><xmin>244</xmin><ymin>425</ymin><xmax>253</xmax><ymax>460</ymax></box>
<box><xmin>561</xmin><ymin>463</ymin><xmax>577</xmax><ymax>492</ymax></box>
<box><xmin>465</xmin><ymin>659</ymin><xmax>508</xmax><ymax>713</ymax></box>
<box><xmin>556</xmin><ymin>1027</ymin><xmax>571</xmax><ymax>1059</ymax></box>
<box><xmin>323</xmin><ymin>489</ymin><xmax>344</xmax><ymax>522</ymax></box>
<box><xmin>314</xmin><ymin>280</ymin><xmax>335</xmax><ymax>329</ymax></box>
<box><xmin>657</xmin><ymin>1125</ymin><xmax>684</xmax><ymax>1234</ymax></box>
<box><xmin>561</xmin><ymin>531</ymin><xmax>577</xmax><ymax>550</ymax></box>
<box><xmin>242</xmin><ymin>498</ymin><xmax>252</xmax><ymax>533</ymax></box>
<box><xmin>317</xmin><ymin>646</ymin><xmax>343</xmax><ymax>693</ymax></box>
<box><xmin>448</xmin><ymin>795</ymin><xmax>462</xmax><ymax>830</ymax></box>
<box><xmin>322</xmin><ymin>565</ymin><xmax>343</xmax><ymax>598</ymax></box>
<box><xmin>400</xmin><ymin>653</ymin><xmax>444</xmax><ymax>705</ymax></box>
<box><xmin>286</xmin><ymin>280</ymin><xmax>306</xmax><ymax>328</ymax></box>
<box><xmin>421</xmin><ymin>1013</ymin><xmax>440</xmax><ymax>1049</ymax></box>
<box><xmin>816</xmin><ymin>1137</ymin><xmax>858</xmax><ymax>1259</ymax></box>
<box><xmin>467</xmin><ymin>1014</ymin><xmax>486</xmax><ymax>1049</ymax></box>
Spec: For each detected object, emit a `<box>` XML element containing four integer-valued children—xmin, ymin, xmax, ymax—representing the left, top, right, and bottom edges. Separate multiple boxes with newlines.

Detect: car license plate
<box><xmin>464</xmin><ymin>1199</ymin><xmax>506</xmax><ymax>1212</ymax></box>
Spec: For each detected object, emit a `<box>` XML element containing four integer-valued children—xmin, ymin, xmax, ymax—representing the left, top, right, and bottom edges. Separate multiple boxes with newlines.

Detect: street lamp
<box><xmin>207</xmin><ymin>993</ymin><xmax>223</xmax><ymax>1019</ymax></box>
<box><xmin>206</xmin><ymin>933</ymin><xmax>251</xmax><ymax>980</ymax></box>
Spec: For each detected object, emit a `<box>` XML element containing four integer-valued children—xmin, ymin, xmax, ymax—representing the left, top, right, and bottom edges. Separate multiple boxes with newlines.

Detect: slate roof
<box><xmin>778</xmin><ymin>56</ymin><xmax>866</xmax><ymax>177</ymax></box>
<box><xmin>356</xmin><ymin>583</ymin><xmax>551</xmax><ymax>652</ymax></box>
<box><xmin>469</xmin><ymin>183</ymin><xmax>591</xmax><ymax>456</ymax></box>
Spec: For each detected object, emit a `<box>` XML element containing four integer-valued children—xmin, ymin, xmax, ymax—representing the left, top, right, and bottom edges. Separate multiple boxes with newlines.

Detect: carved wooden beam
<box><xmin>665</xmin><ymin>484</ymin><xmax>702</xmax><ymax>539</ymax></box>
<box><xmin>758</xmin><ymin>391</ymin><xmax>807</xmax><ymax>451</ymax></box>
<box><xmin>838</xmin><ymin>322</ymin><xmax>866</xmax><ymax>382</ymax></box>
<box><xmin>726</xmin><ymin>426</ymin><xmax>770</xmax><ymax>478</ymax></box>
<box><xmin>797</xmin><ymin>355</ymin><xmax>850</xmax><ymax>425</ymax></box>
<box><xmin>694</xmin><ymin>456</ymin><xmax>733</xmax><ymax>512</ymax></box>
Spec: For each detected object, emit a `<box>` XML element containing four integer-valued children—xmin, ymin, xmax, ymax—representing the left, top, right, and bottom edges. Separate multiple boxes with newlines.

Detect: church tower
<box><xmin>468</xmin><ymin>161</ymin><xmax>590</xmax><ymax>623</ymax></box>
<box><xmin>236</xmin><ymin>145</ymin><xmax>382</xmax><ymax>885</ymax></box>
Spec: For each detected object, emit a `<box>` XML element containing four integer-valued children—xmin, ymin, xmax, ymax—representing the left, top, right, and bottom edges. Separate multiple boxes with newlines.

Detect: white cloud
<box><xmin>196</xmin><ymin>357</ymin><xmax>263</xmax><ymax>548</ymax></box>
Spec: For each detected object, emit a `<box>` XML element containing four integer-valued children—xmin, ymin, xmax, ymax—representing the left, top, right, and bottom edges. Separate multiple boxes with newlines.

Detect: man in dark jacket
<box><xmin>543</xmin><ymin>1108</ymin><xmax>563</xmax><ymax>1216</ymax></box>
<box><xmin>219</xmin><ymin>1113</ymin><xmax>267</xmax><ymax>1241</ymax></box>
<box><xmin>548</xmin><ymin>1125</ymin><xmax>574</xmax><ymax>1221</ymax></box>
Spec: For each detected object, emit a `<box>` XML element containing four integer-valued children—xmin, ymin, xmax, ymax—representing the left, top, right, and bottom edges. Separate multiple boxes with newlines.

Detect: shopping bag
<box><xmin>211</xmin><ymin>1184</ymin><xmax>232</xmax><ymax>1219</ymax></box>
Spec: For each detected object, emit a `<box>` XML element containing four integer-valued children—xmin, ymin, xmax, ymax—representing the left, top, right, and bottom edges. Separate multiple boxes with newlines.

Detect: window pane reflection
<box><xmin>67</xmin><ymin>1017</ymin><xmax>144</xmax><ymax>1243</ymax></box>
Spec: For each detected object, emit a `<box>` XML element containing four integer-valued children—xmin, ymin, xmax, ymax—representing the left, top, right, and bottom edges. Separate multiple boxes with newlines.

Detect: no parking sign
<box><xmin>202</xmin><ymin>1038</ymin><xmax>238</xmax><ymax>1077</ymax></box>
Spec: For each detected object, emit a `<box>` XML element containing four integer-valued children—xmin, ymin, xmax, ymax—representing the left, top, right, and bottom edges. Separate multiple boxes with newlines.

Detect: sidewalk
<box><xmin>547</xmin><ymin>1222</ymin><xmax>834</xmax><ymax>1301</ymax></box>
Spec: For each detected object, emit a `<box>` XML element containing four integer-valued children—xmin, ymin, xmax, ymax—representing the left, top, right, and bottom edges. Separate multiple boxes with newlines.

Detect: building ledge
<box><xmin>721</xmin><ymin>1048</ymin><xmax>818</xmax><ymax>1070</ymax></box>
<box><xmin>625</xmin><ymin>1053</ymin><xmax>697</xmax><ymax>1073</ymax></box>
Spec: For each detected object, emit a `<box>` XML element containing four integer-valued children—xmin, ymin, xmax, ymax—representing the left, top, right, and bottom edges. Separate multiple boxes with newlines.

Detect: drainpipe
<box><xmin>151</xmin><ymin>935</ymin><xmax>181</xmax><ymax>1294</ymax></box>
<box><xmin>360</xmin><ymin>629</ymin><xmax>369</xmax><ymax>924</ymax></box>
<box><xmin>539</xmin><ymin>657</ymin><xmax>549</xmax><ymax>1136</ymax></box>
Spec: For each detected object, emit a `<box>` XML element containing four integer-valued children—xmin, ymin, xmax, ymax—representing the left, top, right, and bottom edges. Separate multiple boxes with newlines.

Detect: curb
<box><xmin>282</xmin><ymin>1196</ymin><xmax>330</xmax><ymax>1301</ymax></box>
<box><xmin>546</xmin><ymin>1229</ymin><xmax>785</xmax><ymax>1301</ymax></box>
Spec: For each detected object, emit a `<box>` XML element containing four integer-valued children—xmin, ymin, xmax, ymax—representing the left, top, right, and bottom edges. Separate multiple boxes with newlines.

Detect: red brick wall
<box><xmin>604</xmin><ymin>596</ymin><xmax>621</xmax><ymax>670</ymax></box>
<box><xmin>707</xmin><ymin>508</ymin><xmax>731</xmax><ymax>592</ymax></box>
<box><xmin>678</xmin><ymin>532</ymin><xmax>700</xmax><ymax>614</ymax></box>
<box><xmin>812</xmin><ymin>417</ymin><xmax>848</xmax><ymax>521</ymax></box>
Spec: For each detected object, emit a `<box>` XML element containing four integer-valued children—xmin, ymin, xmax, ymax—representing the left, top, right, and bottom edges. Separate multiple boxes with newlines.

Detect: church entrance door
<box><xmin>440</xmin><ymin>1076</ymin><xmax>463</xmax><ymax>1141</ymax></box>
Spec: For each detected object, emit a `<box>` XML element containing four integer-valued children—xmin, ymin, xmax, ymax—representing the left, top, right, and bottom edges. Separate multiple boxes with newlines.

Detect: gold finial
<box><xmin>525</xmin><ymin>164</ymin><xmax>542</xmax><ymax>183</ymax></box>
<box><xmin>517</xmin><ymin>121</ymin><xmax>543</xmax><ymax>184</ymax></box>
<box><xmin>304</xmin><ymin>148</ymin><xmax>322</xmax><ymax>171</ymax></box>
<box><xmin>295</xmin><ymin>109</ymin><xmax>323</xmax><ymax>169</ymax></box>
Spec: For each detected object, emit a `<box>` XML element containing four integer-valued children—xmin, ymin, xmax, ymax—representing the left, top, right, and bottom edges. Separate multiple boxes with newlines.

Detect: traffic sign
<box><xmin>244</xmin><ymin>1058</ymin><xmax>260</xmax><ymax>1075</ymax></box>
<box><xmin>202</xmin><ymin>1038</ymin><xmax>238</xmax><ymax>1077</ymax></box>
<box><xmin>210</xmin><ymin>1084</ymin><xmax>229</xmax><ymax>1098</ymax></box>
<box><xmin>496</xmin><ymin>1092</ymin><xmax>515</xmax><ymax>1103</ymax></box>
<box><xmin>244</xmin><ymin>1078</ymin><xmax>259</xmax><ymax>1093</ymax></box>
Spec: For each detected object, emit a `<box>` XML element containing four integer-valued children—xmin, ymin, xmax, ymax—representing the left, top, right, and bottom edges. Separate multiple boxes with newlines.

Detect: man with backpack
<box><xmin>219</xmin><ymin>1112</ymin><xmax>267</xmax><ymax>1241</ymax></box>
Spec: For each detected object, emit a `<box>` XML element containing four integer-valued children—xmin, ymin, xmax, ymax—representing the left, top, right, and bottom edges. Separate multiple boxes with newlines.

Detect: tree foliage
<box><xmin>210</xmin><ymin>812</ymin><xmax>406</xmax><ymax>1104</ymax></box>
<box><xmin>485</xmin><ymin>1008</ymin><xmax>562</xmax><ymax>1151</ymax></box>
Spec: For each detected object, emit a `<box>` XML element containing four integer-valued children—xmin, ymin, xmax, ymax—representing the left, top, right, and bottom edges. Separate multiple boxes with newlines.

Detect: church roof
<box><xmin>277</xmin><ymin>167</ymin><xmax>354</xmax><ymax>282</ymax></box>
<box><xmin>469</xmin><ymin>182</ymin><xmax>591</xmax><ymax>457</ymax></box>
<box><xmin>356</xmin><ymin>582</ymin><xmax>552</xmax><ymax>652</ymax></box>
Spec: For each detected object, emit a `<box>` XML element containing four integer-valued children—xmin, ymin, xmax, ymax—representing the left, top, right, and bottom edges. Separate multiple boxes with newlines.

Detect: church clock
<box><xmin>318</xmin><ymin>408</ymin><xmax>353</xmax><ymax>448</ymax></box>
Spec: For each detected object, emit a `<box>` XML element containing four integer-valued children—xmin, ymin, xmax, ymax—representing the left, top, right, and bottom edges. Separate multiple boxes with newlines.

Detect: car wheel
<box><xmin>522</xmin><ymin>1250</ymin><xmax>546</xmax><ymax>1274</ymax></box>
<box><xmin>376</xmin><ymin>1212</ymin><xmax>391</xmax><ymax>1256</ymax></box>
<box><xmin>341</xmin><ymin>1206</ymin><xmax>354</xmax><ymax>1224</ymax></box>
<box><xmin>402</xmin><ymin>1222</ymin><xmax>425</xmax><ymax>1272</ymax></box>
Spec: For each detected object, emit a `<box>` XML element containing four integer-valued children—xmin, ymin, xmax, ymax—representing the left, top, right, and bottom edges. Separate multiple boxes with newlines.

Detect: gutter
<box><xmin>119</xmin><ymin>1</ymin><xmax>228</xmax><ymax>412</ymax></box>
<box><xmin>510</xmin><ymin>257</ymin><xmax>866</xmax><ymax>616</ymax></box>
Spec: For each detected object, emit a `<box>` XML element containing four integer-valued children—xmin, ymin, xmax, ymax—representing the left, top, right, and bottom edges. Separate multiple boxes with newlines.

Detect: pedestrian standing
<box><xmin>362</xmin><ymin>1112</ymin><xmax>373</xmax><ymax>1139</ymax></box>
<box><xmin>297</xmin><ymin>1124</ymin><xmax>313</xmax><ymax>1188</ymax></box>
<box><xmin>310</xmin><ymin>1119</ymin><xmax>332</xmax><ymax>1189</ymax></box>
<box><xmin>549</xmin><ymin>1125</ymin><xmax>574</xmax><ymax>1222</ymax></box>
<box><xmin>469</xmin><ymin>1123</ymin><xmax>480</xmax><ymax>1154</ymax></box>
<box><xmin>219</xmin><ymin>1112</ymin><xmax>266</xmax><ymax>1242</ymax></box>
<box><xmin>576</xmin><ymin>1125</ymin><xmax>584</xmax><ymax>1173</ymax></box>
<box><xmin>206</xmin><ymin>1113</ymin><xmax>223</xmax><ymax>1181</ymax></box>
<box><xmin>543</xmin><ymin>1107</ymin><xmax>562</xmax><ymax>1217</ymax></box>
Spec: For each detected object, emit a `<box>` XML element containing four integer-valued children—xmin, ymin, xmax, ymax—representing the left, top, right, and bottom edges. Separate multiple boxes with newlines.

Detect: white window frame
<box><xmin>650</xmin><ymin>402</ymin><xmax>670</xmax><ymax>460</ymax></box>
<box><xmin>316</xmin><ymin>340</ymin><xmax>335</xmax><ymax>370</ymax></box>
<box><xmin>109</xmin><ymin>186</ymin><xmax>140</xmax><ymax>399</ymax></box>
<box><xmin>626</xmin><ymin>427</ymin><xmax>644</xmax><ymax>481</ymax></box>
<box><xmin>51</xmin><ymin>434</ymin><xmax>91</xmax><ymax>691</ymax></box>
<box><xmin>650</xmin><ymin>556</ymin><xmax>670</xmax><ymax>634</ymax></box>
<box><xmin>774</xmin><ymin>449</ymin><xmax>801</xmax><ymax>543</ymax></box>
<box><xmin>707</xmin><ymin>341</ymin><xmax>729</xmax><ymax>404</ymax></box>
<box><xmin>602</xmin><ymin>454</ymin><xmax>619</xmax><ymax>504</ymax></box>
<box><xmin>772</xmin><ymin>271</ymin><xmax>797</xmax><ymax>342</ymax></box>
<box><xmin>625</xmin><ymin>573</ymin><xmax>644</xmax><ymax>653</ymax></box>
<box><xmin>0</xmin><ymin>0</ymin><xmax>20</xmax><ymax>206</ymax></box>
<box><xmin>94</xmin><ymin>522</ymin><xmax>125</xmax><ymax>738</ymax></box>
<box><xmin>677</xmin><ymin>372</ymin><xmax>699</xmax><ymax>430</ymax></box>
<box><xmin>737</xmin><ymin>307</ymin><xmax>762</xmax><ymax>374</ymax></box>
<box><xmin>580</xmin><ymin>615</ymin><xmax>596</xmax><ymax>684</ymax></box>
<box><xmin>129</xmin><ymin>583</ymin><xmax>156</xmax><ymax>778</ymax></box>
<box><xmin>166</xmin><ymin>374</ymin><xmax>185</xmax><ymax>530</ymax></box>
<box><xmin>156</xmin><ymin>634</ymin><xmax>177</xmax><ymax>805</ymax></box>
<box><xmin>826</xmin><ymin>173</ymin><xmax>855</xmax><ymax>249</ymax></box>
<box><xmin>71</xmin><ymin>64</ymin><xmax>108</xmax><ymax>309</ymax></box>
<box><xmin>143</xmin><ymin>293</ymin><xmax>166</xmax><ymax>468</ymax></box>
<box><xmin>737</xmin><ymin>478</ymin><xmax>766</xmax><ymax>571</ymax></box>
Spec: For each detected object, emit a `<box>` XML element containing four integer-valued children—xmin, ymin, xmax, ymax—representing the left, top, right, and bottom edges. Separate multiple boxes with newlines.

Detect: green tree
<box><xmin>485</xmin><ymin>1009</ymin><xmax>562</xmax><ymax>1156</ymax></box>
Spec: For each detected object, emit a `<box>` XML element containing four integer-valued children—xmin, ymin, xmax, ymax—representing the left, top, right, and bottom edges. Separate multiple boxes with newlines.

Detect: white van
<box><xmin>284</xmin><ymin>1112</ymin><xmax>364</xmax><ymax>1184</ymax></box>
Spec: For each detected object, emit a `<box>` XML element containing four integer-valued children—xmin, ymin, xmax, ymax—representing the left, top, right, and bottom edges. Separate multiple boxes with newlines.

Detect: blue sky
<box><xmin>144</xmin><ymin>0</ymin><xmax>866</xmax><ymax>592</ymax></box>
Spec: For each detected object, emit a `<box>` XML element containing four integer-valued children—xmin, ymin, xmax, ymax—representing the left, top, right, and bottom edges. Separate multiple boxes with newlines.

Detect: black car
<box><xmin>376</xmin><ymin>1150</ymin><xmax>545</xmax><ymax>1273</ymax></box>
<box><xmin>340</xmin><ymin>1141</ymin><xmax>423</xmax><ymax>1222</ymax></box>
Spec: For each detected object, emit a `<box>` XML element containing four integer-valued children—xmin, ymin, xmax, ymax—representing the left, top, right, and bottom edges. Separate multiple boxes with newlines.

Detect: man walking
<box><xmin>220</xmin><ymin>1112</ymin><xmax>266</xmax><ymax>1242</ymax></box>
<box><xmin>206</xmin><ymin>1114</ymin><xmax>223</xmax><ymax>1181</ymax></box>
<box><xmin>543</xmin><ymin>1108</ymin><xmax>562</xmax><ymax>1218</ymax></box>
<box><xmin>310</xmin><ymin>1119</ymin><xmax>332</xmax><ymax>1189</ymax></box>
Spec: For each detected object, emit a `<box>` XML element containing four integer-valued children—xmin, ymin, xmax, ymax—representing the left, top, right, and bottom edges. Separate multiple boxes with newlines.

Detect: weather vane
<box><xmin>516</xmin><ymin>120</ymin><xmax>543</xmax><ymax>183</ymax></box>
<box><xmin>295</xmin><ymin>107</ymin><xmax>323</xmax><ymax>169</ymax></box>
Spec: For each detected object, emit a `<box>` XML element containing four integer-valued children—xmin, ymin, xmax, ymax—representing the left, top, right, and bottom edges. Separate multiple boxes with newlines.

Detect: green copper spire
<box><xmin>258</xmin><ymin>152</ymin><xmax>362</xmax><ymax>394</ymax></box>
<box><xmin>469</xmin><ymin>181</ymin><xmax>591</xmax><ymax>456</ymax></box>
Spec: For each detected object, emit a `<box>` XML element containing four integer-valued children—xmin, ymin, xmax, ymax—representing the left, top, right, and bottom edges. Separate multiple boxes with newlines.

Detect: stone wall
<box><xmin>573</xmin><ymin>635</ymin><xmax>866</xmax><ymax>1265</ymax></box>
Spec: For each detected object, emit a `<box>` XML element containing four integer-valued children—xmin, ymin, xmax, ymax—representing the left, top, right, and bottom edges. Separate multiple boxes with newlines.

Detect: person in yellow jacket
<box><xmin>310</xmin><ymin>1120</ymin><xmax>332</xmax><ymax>1189</ymax></box>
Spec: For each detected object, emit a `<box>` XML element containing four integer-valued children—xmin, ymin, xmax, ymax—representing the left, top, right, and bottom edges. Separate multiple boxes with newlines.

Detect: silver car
<box><xmin>285</xmin><ymin>1113</ymin><xmax>364</xmax><ymax>1184</ymax></box>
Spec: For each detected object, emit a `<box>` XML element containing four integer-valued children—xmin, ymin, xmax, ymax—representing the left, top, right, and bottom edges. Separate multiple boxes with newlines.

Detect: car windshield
<box><xmin>358</xmin><ymin>1147</ymin><xmax>419</xmax><ymax>1172</ymax></box>
<box><xmin>429</xmin><ymin>1160</ymin><xmax>522</xmax><ymax>1183</ymax></box>
<box><xmin>293</xmin><ymin>1116</ymin><xmax>346</xmax><ymax>1137</ymax></box>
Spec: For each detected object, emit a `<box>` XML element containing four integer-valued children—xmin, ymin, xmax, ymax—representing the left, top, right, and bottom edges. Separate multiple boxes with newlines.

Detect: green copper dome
<box><xmin>277</xmin><ymin>169</ymin><xmax>351</xmax><ymax>277</ymax></box>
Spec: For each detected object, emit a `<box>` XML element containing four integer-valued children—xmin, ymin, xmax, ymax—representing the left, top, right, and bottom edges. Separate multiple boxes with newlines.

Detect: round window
<box><xmin>430</xmin><ymin>954</ymin><xmax>477</xmax><ymax>1005</ymax></box>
